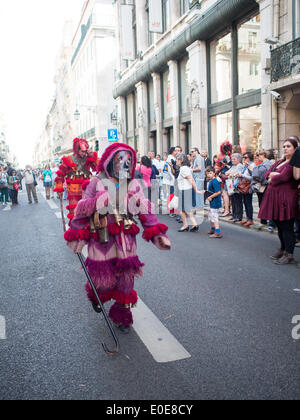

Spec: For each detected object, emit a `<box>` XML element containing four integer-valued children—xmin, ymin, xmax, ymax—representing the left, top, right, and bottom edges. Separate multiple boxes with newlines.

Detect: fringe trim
<box><xmin>62</xmin><ymin>156</ymin><xmax>76</xmax><ymax>169</ymax></box>
<box><xmin>109</xmin><ymin>303</ymin><xmax>133</xmax><ymax>327</ymax></box>
<box><xmin>66</xmin><ymin>178</ymin><xmax>87</xmax><ymax>184</ymax></box>
<box><xmin>142</xmin><ymin>224</ymin><xmax>168</xmax><ymax>242</ymax></box>
<box><xmin>85</xmin><ymin>284</ymin><xmax>138</xmax><ymax>306</ymax></box>
<box><xmin>66</xmin><ymin>204</ymin><xmax>77</xmax><ymax>210</ymax></box>
<box><xmin>107</xmin><ymin>222</ymin><xmax>140</xmax><ymax>236</ymax></box>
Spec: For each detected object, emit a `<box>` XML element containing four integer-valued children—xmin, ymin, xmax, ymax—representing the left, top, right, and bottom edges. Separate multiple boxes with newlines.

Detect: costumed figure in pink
<box><xmin>54</xmin><ymin>138</ymin><xmax>98</xmax><ymax>225</ymax></box>
<box><xmin>65</xmin><ymin>143</ymin><xmax>171</xmax><ymax>333</ymax></box>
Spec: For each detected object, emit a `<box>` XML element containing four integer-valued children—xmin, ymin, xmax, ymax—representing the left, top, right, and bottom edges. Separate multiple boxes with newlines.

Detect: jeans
<box><xmin>231</xmin><ymin>193</ymin><xmax>243</xmax><ymax>220</ymax></box>
<box><xmin>242</xmin><ymin>193</ymin><xmax>253</xmax><ymax>221</ymax></box>
<box><xmin>295</xmin><ymin>218</ymin><xmax>300</xmax><ymax>241</ymax></box>
<box><xmin>274</xmin><ymin>219</ymin><xmax>296</xmax><ymax>254</ymax></box>
<box><xmin>0</xmin><ymin>187</ymin><xmax>9</xmax><ymax>204</ymax></box>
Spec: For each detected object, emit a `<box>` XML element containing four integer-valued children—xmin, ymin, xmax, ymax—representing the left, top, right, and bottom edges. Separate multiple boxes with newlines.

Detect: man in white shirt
<box><xmin>24</xmin><ymin>165</ymin><xmax>38</xmax><ymax>204</ymax></box>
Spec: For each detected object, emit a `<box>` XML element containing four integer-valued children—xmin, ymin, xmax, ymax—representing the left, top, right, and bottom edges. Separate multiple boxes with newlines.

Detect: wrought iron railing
<box><xmin>271</xmin><ymin>37</ymin><xmax>300</xmax><ymax>82</ymax></box>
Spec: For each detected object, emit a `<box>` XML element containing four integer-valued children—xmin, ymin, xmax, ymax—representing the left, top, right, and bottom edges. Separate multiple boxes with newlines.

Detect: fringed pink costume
<box><xmin>65</xmin><ymin>143</ymin><xmax>171</xmax><ymax>329</ymax></box>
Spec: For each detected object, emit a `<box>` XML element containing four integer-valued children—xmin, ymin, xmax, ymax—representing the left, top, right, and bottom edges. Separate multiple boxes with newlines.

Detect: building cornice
<box><xmin>114</xmin><ymin>0</ymin><xmax>258</xmax><ymax>98</ymax></box>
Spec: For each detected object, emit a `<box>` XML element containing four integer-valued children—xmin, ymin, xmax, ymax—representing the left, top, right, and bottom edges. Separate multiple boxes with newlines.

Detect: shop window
<box><xmin>180</xmin><ymin>0</ymin><xmax>190</xmax><ymax>15</ymax></box>
<box><xmin>295</xmin><ymin>0</ymin><xmax>300</xmax><ymax>38</ymax></box>
<box><xmin>179</xmin><ymin>56</ymin><xmax>190</xmax><ymax>114</ymax></box>
<box><xmin>210</xmin><ymin>33</ymin><xmax>232</xmax><ymax>103</ymax></box>
<box><xmin>210</xmin><ymin>112</ymin><xmax>233</xmax><ymax>157</ymax></box>
<box><xmin>162</xmin><ymin>69</ymin><xmax>172</xmax><ymax>120</ymax></box>
<box><xmin>163</xmin><ymin>0</ymin><xmax>171</xmax><ymax>32</ymax></box>
<box><xmin>148</xmin><ymin>78</ymin><xmax>155</xmax><ymax>124</ymax></box>
<box><xmin>126</xmin><ymin>94</ymin><xmax>134</xmax><ymax>133</ymax></box>
<box><xmin>238</xmin><ymin>105</ymin><xmax>262</xmax><ymax>154</ymax></box>
<box><xmin>238</xmin><ymin>14</ymin><xmax>261</xmax><ymax>95</ymax></box>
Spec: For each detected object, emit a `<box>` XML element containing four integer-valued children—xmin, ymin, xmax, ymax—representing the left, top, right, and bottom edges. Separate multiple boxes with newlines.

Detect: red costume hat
<box><xmin>96</xmin><ymin>142</ymin><xmax>137</xmax><ymax>179</ymax></box>
<box><xmin>73</xmin><ymin>138</ymin><xmax>89</xmax><ymax>156</ymax></box>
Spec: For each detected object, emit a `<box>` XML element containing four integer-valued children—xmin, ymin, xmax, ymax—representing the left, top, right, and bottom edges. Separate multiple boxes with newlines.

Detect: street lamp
<box><xmin>74</xmin><ymin>108</ymin><xmax>80</xmax><ymax>121</ymax></box>
<box><xmin>110</xmin><ymin>106</ymin><xmax>118</xmax><ymax>126</ymax></box>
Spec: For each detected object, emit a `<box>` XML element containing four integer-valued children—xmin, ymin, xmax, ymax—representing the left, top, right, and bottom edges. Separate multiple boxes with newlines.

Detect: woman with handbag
<box><xmin>42</xmin><ymin>164</ymin><xmax>53</xmax><ymax>200</ymax></box>
<box><xmin>259</xmin><ymin>138</ymin><xmax>300</xmax><ymax>265</ymax></box>
<box><xmin>252</xmin><ymin>150</ymin><xmax>274</xmax><ymax>230</ymax></box>
<box><xmin>225</xmin><ymin>154</ymin><xmax>243</xmax><ymax>223</ymax></box>
<box><xmin>8</xmin><ymin>170</ymin><xmax>20</xmax><ymax>206</ymax></box>
<box><xmin>237</xmin><ymin>152</ymin><xmax>256</xmax><ymax>227</ymax></box>
<box><xmin>176</xmin><ymin>154</ymin><xmax>202</xmax><ymax>232</ymax></box>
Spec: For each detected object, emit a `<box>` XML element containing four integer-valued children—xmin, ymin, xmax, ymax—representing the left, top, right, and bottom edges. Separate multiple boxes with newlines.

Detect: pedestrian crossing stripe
<box><xmin>0</xmin><ymin>316</ymin><xmax>6</xmax><ymax>340</ymax></box>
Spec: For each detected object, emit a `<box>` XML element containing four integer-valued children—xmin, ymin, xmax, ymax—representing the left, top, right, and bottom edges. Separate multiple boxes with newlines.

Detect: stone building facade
<box><xmin>34</xmin><ymin>0</ymin><xmax>117</xmax><ymax>166</ymax></box>
<box><xmin>113</xmin><ymin>0</ymin><xmax>300</xmax><ymax>159</ymax></box>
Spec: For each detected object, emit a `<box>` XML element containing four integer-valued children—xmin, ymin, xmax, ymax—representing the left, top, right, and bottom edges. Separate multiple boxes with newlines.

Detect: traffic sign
<box><xmin>108</xmin><ymin>129</ymin><xmax>118</xmax><ymax>142</ymax></box>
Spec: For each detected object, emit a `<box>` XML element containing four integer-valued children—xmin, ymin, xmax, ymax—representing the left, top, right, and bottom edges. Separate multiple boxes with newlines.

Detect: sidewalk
<box><xmin>204</xmin><ymin>195</ymin><xmax>278</xmax><ymax>235</ymax></box>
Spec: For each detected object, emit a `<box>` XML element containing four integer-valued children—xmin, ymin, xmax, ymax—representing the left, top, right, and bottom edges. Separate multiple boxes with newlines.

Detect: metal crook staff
<box><xmin>59</xmin><ymin>195</ymin><xmax>120</xmax><ymax>355</ymax></box>
<box><xmin>77</xmin><ymin>253</ymin><xmax>120</xmax><ymax>355</ymax></box>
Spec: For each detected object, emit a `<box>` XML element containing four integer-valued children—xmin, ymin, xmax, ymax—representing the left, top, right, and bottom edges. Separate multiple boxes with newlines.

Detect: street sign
<box><xmin>108</xmin><ymin>129</ymin><xmax>118</xmax><ymax>142</ymax></box>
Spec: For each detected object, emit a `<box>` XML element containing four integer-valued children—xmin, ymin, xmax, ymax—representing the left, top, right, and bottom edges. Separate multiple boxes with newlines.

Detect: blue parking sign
<box><xmin>108</xmin><ymin>129</ymin><xmax>118</xmax><ymax>142</ymax></box>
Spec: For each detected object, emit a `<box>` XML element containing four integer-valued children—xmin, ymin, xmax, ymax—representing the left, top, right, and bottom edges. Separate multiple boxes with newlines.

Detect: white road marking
<box><xmin>81</xmin><ymin>248</ymin><xmax>191</xmax><ymax>363</ymax></box>
<box><xmin>2</xmin><ymin>206</ymin><xmax>11</xmax><ymax>212</ymax></box>
<box><xmin>46</xmin><ymin>199</ymin><xmax>58</xmax><ymax>210</ymax></box>
<box><xmin>0</xmin><ymin>316</ymin><xmax>6</xmax><ymax>340</ymax></box>
<box><xmin>132</xmin><ymin>301</ymin><xmax>191</xmax><ymax>363</ymax></box>
<box><xmin>55</xmin><ymin>212</ymin><xmax>62</xmax><ymax>219</ymax></box>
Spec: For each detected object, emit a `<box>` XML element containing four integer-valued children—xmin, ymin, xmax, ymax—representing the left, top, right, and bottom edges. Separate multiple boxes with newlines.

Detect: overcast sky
<box><xmin>0</xmin><ymin>0</ymin><xmax>85</xmax><ymax>167</ymax></box>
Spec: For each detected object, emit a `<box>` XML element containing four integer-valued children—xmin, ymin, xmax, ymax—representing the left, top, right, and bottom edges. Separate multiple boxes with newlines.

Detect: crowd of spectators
<box><xmin>137</xmin><ymin>137</ymin><xmax>300</xmax><ymax>263</ymax></box>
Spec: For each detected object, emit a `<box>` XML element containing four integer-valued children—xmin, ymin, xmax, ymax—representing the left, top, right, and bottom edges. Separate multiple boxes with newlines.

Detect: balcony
<box><xmin>271</xmin><ymin>37</ymin><xmax>300</xmax><ymax>83</ymax></box>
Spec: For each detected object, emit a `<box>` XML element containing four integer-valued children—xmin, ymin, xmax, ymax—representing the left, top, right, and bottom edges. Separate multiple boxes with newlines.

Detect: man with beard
<box><xmin>54</xmin><ymin>138</ymin><xmax>98</xmax><ymax>224</ymax></box>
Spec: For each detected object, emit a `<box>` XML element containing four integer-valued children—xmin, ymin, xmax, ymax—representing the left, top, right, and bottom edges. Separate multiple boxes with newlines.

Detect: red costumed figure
<box><xmin>66</xmin><ymin>143</ymin><xmax>171</xmax><ymax>333</ymax></box>
<box><xmin>54</xmin><ymin>138</ymin><xmax>98</xmax><ymax>225</ymax></box>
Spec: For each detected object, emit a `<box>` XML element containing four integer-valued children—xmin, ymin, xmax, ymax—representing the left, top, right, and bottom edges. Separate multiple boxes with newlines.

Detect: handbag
<box><xmin>237</xmin><ymin>179</ymin><xmax>251</xmax><ymax>194</ymax></box>
<box><xmin>169</xmin><ymin>195</ymin><xmax>179</xmax><ymax>210</ymax></box>
<box><xmin>14</xmin><ymin>182</ymin><xmax>20</xmax><ymax>191</ymax></box>
<box><xmin>225</xmin><ymin>179</ymin><xmax>235</xmax><ymax>196</ymax></box>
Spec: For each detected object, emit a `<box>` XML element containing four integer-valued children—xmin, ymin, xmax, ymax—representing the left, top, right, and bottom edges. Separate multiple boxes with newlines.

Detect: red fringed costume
<box><xmin>54</xmin><ymin>138</ymin><xmax>98</xmax><ymax>224</ymax></box>
<box><xmin>66</xmin><ymin>143</ymin><xmax>171</xmax><ymax>331</ymax></box>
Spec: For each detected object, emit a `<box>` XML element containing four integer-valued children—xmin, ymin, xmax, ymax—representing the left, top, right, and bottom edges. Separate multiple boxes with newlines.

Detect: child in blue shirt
<box><xmin>201</xmin><ymin>166</ymin><xmax>223</xmax><ymax>238</ymax></box>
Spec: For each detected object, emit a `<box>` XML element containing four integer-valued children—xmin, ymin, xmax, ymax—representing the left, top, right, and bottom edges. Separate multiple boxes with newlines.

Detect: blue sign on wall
<box><xmin>108</xmin><ymin>129</ymin><xmax>118</xmax><ymax>142</ymax></box>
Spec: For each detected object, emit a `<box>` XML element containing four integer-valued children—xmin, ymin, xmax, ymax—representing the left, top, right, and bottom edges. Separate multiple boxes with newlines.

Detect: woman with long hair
<box><xmin>42</xmin><ymin>164</ymin><xmax>53</xmax><ymax>200</ymax></box>
<box><xmin>259</xmin><ymin>138</ymin><xmax>300</xmax><ymax>264</ymax></box>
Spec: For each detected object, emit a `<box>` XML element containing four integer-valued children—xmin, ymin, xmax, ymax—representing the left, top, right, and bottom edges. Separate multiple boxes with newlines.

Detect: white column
<box><xmin>135</xmin><ymin>81</ymin><xmax>149</xmax><ymax>157</ymax></box>
<box><xmin>152</xmin><ymin>72</ymin><xmax>163</xmax><ymax>155</ymax></box>
<box><xmin>168</xmin><ymin>60</ymin><xmax>180</xmax><ymax>147</ymax></box>
<box><xmin>187</xmin><ymin>40</ymin><xmax>208</xmax><ymax>151</ymax></box>
<box><xmin>257</xmin><ymin>0</ymin><xmax>274</xmax><ymax>149</ymax></box>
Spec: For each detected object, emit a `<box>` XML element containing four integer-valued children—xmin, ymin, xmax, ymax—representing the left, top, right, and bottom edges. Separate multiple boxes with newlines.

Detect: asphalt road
<box><xmin>0</xmin><ymin>186</ymin><xmax>299</xmax><ymax>400</ymax></box>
